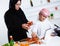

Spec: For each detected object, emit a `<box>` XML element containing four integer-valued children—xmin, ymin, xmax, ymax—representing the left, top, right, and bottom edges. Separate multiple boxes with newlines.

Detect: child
<box><xmin>27</xmin><ymin>8</ymin><xmax>55</xmax><ymax>40</ymax></box>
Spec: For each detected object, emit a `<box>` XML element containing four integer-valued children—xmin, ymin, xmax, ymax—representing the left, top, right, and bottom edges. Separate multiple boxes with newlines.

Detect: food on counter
<box><xmin>2</xmin><ymin>37</ymin><xmax>43</xmax><ymax>46</ymax></box>
<box><xmin>26</xmin><ymin>37</ymin><xmax>42</xmax><ymax>44</ymax></box>
<box><xmin>13</xmin><ymin>41</ymin><xmax>19</xmax><ymax>46</ymax></box>
<box><xmin>2</xmin><ymin>36</ymin><xmax>14</xmax><ymax>46</ymax></box>
<box><xmin>20</xmin><ymin>42</ymin><xmax>29</xmax><ymax>46</ymax></box>
<box><xmin>25</xmin><ymin>42</ymin><xmax>29</xmax><ymax>46</ymax></box>
<box><xmin>20</xmin><ymin>43</ymin><xmax>25</xmax><ymax>46</ymax></box>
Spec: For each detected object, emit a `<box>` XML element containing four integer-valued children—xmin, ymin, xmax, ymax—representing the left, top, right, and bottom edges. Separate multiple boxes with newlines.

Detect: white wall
<box><xmin>21</xmin><ymin>0</ymin><xmax>60</xmax><ymax>25</ymax></box>
<box><xmin>0</xmin><ymin>0</ymin><xmax>60</xmax><ymax>45</ymax></box>
<box><xmin>0</xmin><ymin>0</ymin><xmax>9</xmax><ymax>45</ymax></box>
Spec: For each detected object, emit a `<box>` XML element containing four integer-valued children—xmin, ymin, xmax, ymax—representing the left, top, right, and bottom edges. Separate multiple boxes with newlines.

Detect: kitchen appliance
<box><xmin>54</xmin><ymin>24</ymin><xmax>60</xmax><ymax>36</ymax></box>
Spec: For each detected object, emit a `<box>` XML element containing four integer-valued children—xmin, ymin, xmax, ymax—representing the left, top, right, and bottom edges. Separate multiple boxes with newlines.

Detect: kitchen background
<box><xmin>0</xmin><ymin>0</ymin><xmax>60</xmax><ymax>45</ymax></box>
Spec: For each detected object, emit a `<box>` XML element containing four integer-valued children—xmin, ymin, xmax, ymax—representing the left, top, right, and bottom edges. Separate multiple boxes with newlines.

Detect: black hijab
<box><xmin>9</xmin><ymin>0</ymin><xmax>21</xmax><ymax>9</ymax></box>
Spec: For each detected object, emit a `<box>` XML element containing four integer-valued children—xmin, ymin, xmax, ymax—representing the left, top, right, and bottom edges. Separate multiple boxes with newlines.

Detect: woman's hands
<box><xmin>22</xmin><ymin>23</ymin><xmax>30</xmax><ymax>30</ymax></box>
<box><xmin>22</xmin><ymin>21</ymin><xmax>33</xmax><ymax>30</ymax></box>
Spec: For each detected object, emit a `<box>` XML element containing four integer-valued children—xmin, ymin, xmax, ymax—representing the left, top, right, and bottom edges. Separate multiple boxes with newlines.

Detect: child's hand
<box><xmin>35</xmin><ymin>40</ymin><xmax>43</xmax><ymax>44</ymax></box>
<box><xmin>40</xmin><ymin>37</ymin><xmax>45</xmax><ymax>40</ymax></box>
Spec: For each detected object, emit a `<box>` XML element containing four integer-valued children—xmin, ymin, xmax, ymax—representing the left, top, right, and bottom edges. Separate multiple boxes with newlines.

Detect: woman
<box><xmin>4</xmin><ymin>0</ymin><xmax>30</xmax><ymax>42</ymax></box>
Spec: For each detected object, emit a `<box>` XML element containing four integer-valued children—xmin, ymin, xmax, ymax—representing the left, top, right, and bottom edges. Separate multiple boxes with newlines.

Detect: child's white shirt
<box><xmin>27</xmin><ymin>19</ymin><xmax>55</xmax><ymax>39</ymax></box>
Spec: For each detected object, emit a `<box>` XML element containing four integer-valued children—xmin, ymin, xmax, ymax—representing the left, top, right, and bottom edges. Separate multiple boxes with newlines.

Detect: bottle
<box><xmin>9</xmin><ymin>36</ymin><xmax>14</xmax><ymax>46</ymax></box>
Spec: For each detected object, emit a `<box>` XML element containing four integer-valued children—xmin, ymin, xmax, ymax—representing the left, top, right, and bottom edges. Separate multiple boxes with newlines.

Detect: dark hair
<box><xmin>9</xmin><ymin>0</ymin><xmax>21</xmax><ymax>9</ymax></box>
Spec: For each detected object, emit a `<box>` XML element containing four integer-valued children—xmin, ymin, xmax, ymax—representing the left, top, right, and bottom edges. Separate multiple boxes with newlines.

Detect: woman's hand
<box><xmin>22</xmin><ymin>23</ymin><xmax>30</xmax><ymax>30</ymax></box>
<box><xmin>22</xmin><ymin>21</ymin><xmax>33</xmax><ymax>30</ymax></box>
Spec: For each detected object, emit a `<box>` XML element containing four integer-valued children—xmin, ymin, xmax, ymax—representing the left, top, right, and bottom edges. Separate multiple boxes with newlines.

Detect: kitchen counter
<box><xmin>30</xmin><ymin>36</ymin><xmax>60</xmax><ymax>46</ymax></box>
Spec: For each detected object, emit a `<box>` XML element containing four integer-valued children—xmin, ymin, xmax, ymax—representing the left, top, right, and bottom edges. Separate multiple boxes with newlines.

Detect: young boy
<box><xmin>27</xmin><ymin>8</ymin><xmax>55</xmax><ymax>40</ymax></box>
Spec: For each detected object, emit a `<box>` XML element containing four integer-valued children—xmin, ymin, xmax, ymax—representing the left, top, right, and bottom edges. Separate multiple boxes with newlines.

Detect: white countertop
<box><xmin>30</xmin><ymin>36</ymin><xmax>60</xmax><ymax>46</ymax></box>
<box><xmin>30</xmin><ymin>29</ymin><xmax>60</xmax><ymax>46</ymax></box>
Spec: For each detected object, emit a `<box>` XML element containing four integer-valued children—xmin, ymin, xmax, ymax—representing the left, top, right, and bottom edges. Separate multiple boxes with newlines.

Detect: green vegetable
<box><xmin>10</xmin><ymin>40</ymin><xmax>14</xmax><ymax>46</ymax></box>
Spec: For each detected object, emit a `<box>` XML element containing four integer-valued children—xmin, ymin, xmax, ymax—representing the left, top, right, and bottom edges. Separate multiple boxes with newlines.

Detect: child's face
<box><xmin>39</xmin><ymin>14</ymin><xmax>47</xmax><ymax>21</ymax></box>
